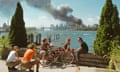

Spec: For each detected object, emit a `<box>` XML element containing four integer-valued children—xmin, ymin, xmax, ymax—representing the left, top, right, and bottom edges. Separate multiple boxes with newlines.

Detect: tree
<box><xmin>8</xmin><ymin>2</ymin><xmax>27</xmax><ymax>47</ymax></box>
<box><xmin>94</xmin><ymin>0</ymin><xmax>120</xmax><ymax>56</ymax></box>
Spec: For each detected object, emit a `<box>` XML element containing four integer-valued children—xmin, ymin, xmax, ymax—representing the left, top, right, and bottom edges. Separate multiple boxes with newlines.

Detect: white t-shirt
<box><xmin>7</xmin><ymin>50</ymin><xmax>16</xmax><ymax>62</ymax></box>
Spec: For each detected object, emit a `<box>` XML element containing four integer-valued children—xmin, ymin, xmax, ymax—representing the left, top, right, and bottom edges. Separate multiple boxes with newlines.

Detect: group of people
<box><xmin>6</xmin><ymin>43</ymin><xmax>40</xmax><ymax>72</ymax></box>
<box><xmin>6</xmin><ymin>37</ymin><xmax>88</xmax><ymax>72</ymax></box>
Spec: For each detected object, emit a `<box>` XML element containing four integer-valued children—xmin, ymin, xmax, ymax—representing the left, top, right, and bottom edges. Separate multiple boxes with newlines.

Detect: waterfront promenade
<box><xmin>0</xmin><ymin>60</ymin><xmax>116</xmax><ymax>72</ymax></box>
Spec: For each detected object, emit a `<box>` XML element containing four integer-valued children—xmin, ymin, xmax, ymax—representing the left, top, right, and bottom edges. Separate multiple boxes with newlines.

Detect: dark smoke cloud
<box><xmin>25</xmin><ymin>0</ymin><xmax>83</xmax><ymax>25</ymax></box>
<box><xmin>0</xmin><ymin>0</ymin><xmax>82</xmax><ymax>25</ymax></box>
<box><xmin>51</xmin><ymin>5</ymin><xmax>82</xmax><ymax>25</ymax></box>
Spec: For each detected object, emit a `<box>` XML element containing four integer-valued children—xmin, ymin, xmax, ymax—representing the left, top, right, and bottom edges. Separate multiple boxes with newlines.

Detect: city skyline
<box><xmin>0</xmin><ymin>0</ymin><xmax>120</xmax><ymax>28</ymax></box>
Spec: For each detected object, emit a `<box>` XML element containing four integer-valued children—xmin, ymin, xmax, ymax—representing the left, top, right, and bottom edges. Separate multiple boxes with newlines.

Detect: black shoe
<box><xmin>8</xmin><ymin>67</ymin><xmax>11</xmax><ymax>70</ymax></box>
<box><xmin>36</xmin><ymin>70</ymin><xmax>39</xmax><ymax>72</ymax></box>
<box><xmin>30</xmin><ymin>69</ymin><xmax>34</xmax><ymax>72</ymax></box>
<box><xmin>11</xmin><ymin>67</ymin><xmax>17</xmax><ymax>70</ymax></box>
<box><xmin>8</xmin><ymin>67</ymin><xmax>17</xmax><ymax>70</ymax></box>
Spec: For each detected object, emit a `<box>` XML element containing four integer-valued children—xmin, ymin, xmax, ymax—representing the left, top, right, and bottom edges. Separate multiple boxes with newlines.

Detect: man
<box><xmin>21</xmin><ymin>43</ymin><xmax>40</xmax><ymax>72</ymax></box>
<box><xmin>40</xmin><ymin>38</ymin><xmax>50</xmax><ymax>61</ymax></box>
<box><xmin>6</xmin><ymin>46</ymin><xmax>20</xmax><ymax>70</ymax></box>
<box><xmin>75</xmin><ymin>37</ymin><xmax>88</xmax><ymax>63</ymax></box>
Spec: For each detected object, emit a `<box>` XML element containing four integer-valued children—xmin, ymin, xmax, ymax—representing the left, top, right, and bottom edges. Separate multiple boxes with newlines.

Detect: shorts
<box><xmin>6</xmin><ymin>61</ymin><xmax>20</xmax><ymax>68</ymax></box>
<box><xmin>39</xmin><ymin>50</ymin><xmax>46</xmax><ymax>55</ymax></box>
<box><xmin>21</xmin><ymin>59</ymin><xmax>40</xmax><ymax>69</ymax></box>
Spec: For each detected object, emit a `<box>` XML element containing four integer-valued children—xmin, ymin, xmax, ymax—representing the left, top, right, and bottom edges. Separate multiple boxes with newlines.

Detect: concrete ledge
<box><xmin>18</xmin><ymin>48</ymin><xmax>110</xmax><ymax>68</ymax></box>
<box><xmin>78</xmin><ymin>53</ymin><xmax>110</xmax><ymax>68</ymax></box>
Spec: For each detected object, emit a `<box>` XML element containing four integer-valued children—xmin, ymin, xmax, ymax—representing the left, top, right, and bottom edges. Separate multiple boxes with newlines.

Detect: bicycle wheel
<box><xmin>40</xmin><ymin>54</ymin><xmax>54</xmax><ymax>67</ymax></box>
<box><xmin>62</xmin><ymin>52</ymin><xmax>74</xmax><ymax>64</ymax></box>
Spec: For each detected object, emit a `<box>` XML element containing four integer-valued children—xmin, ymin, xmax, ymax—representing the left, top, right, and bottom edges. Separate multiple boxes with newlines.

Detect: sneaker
<box><xmin>8</xmin><ymin>67</ymin><xmax>17</xmax><ymax>70</ymax></box>
<box><xmin>36</xmin><ymin>70</ymin><xmax>39</xmax><ymax>72</ymax></box>
<box><xmin>30</xmin><ymin>69</ymin><xmax>34</xmax><ymax>72</ymax></box>
<box><xmin>40</xmin><ymin>65</ymin><xmax>43</xmax><ymax>68</ymax></box>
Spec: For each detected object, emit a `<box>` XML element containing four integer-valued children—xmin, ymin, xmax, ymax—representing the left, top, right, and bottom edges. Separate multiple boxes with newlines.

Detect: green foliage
<box><xmin>108</xmin><ymin>41</ymin><xmax>120</xmax><ymax>69</ymax></box>
<box><xmin>0</xmin><ymin>37</ymin><xmax>9</xmax><ymax>48</ymax></box>
<box><xmin>0</xmin><ymin>37</ymin><xmax>11</xmax><ymax>59</ymax></box>
<box><xmin>0</xmin><ymin>47</ymin><xmax>11</xmax><ymax>60</ymax></box>
<box><xmin>108</xmin><ymin>58</ymin><xmax>114</xmax><ymax>69</ymax></box>
<box><xmin>8</xmin><ymin>2</ymin><xmax>27</xmax><ymax>47</ymax></box>
<box><xmin>94</xmin><ymin>0</ymin><xmax>120</xmax><ymax>56</ymax></box>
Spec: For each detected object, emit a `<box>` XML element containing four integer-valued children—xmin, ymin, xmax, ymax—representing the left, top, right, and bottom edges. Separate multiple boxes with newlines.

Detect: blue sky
<box><xmin>0</xmin><ymin>0</ymin><xmax>120</xmax><ymax>28</ymax></box>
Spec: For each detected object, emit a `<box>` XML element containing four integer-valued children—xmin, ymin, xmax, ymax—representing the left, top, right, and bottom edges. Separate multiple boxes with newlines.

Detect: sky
<box><xmin>0</xmin><ymin>0</ymin><xmax>120</xmax><ymax>28</ymax></box>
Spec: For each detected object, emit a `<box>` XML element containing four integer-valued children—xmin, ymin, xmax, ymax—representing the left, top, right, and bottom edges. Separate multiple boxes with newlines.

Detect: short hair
<box><xmin>28</xmin><ymin>43</ymin><xmax>36</xmax><ymax>49</ymax></box>
<box><xmin>42</xmin><ymin>38</ymin><xmax>47</xmax><ymax>42</ymax></box>
<box><xmin>78</xmin><ymin>37</ymin><xmax>83</xmax><ymax>41</ymax></box>
<box><xmin>66</xmin><ymin>38</ymin><xmax>70</xmax><ymax>41</ymax></box>
<box><xmin>13</xmin><ymin>45</ymin><xmax>19</xmax><ymax>50</ymax></box>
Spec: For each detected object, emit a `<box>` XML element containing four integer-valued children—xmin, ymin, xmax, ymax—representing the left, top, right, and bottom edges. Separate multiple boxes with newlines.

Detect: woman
<box><xmin>64</xmin><ymin>38</ymin><xmax>71</xmax><ymax>52</ymax></box>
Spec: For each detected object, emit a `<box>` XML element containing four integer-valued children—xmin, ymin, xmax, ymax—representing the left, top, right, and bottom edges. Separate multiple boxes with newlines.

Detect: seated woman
<box><xmin>64</xmin><ymin>38</ymin><xmax>71</xmax><ymax>53</ymax></box>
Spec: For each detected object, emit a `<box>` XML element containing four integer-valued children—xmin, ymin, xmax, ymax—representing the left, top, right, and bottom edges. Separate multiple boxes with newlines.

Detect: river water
<box><xmin>37</xmin><ymin>31</ymin><xmax>96</xmax><ymax>53</ymax></box>
<box><xmin>0</xmin><ymin>31</ymin><xmax>96</xmax><ymax>52</ymax></box>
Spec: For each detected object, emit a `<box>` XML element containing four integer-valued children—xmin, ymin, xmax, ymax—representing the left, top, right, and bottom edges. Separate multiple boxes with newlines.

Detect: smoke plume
<box><xmin>0</xmin><ymin>0</ymin><xmax>82</xmax><ymax>25</ymax></box>
<box><xmin>25</xmin><ymin>0</ymin><xmax>82</xmax><ymax>25</ymax></box>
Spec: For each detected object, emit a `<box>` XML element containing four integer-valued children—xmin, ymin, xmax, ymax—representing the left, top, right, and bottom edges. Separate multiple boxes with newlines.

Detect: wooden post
<box><xmin>36</xmin><ymin>33</ymin><xmax>41</xmax><ymax>45</ymax></box>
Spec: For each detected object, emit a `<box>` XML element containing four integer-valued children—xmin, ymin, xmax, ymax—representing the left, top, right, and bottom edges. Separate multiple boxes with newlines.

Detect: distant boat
<box><xmin>83</xmin><ymin>33</ymin><xmax>89</xmax><ymax>36</ymax></box>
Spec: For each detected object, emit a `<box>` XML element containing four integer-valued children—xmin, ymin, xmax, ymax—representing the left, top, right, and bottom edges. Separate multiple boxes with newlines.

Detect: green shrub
<box><xmin>0</xmin><ymin>37</ymin><xmax>11</xmax><ymax>60</ymax></box>
<box><xmin>0</xmin><ymin>47</ymin><xmax>11</xmax><ymax>60</ymax></box>
<box><xmin>94</xmin><ymin>0</ymin><xmax>120</xmax><ymax>56</ymax></box>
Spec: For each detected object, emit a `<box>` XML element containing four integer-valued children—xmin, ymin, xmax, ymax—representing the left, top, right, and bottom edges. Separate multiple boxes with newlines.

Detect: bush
<box><xmin>0</xmin><ymin>47</ymin><xmax>11</xmax><ymax>60</ymax></box>
<box><xmin>0</xmin><ymin>37</ymin><xmax>11</xmax><ymax>60</ymax></box>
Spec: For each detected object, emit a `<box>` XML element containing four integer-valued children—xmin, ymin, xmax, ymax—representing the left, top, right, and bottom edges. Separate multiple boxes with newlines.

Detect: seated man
<box><xmin>75</xmin><ymin>37</ymin><xmax>88</xmax><ymax>63</ymax></box>
<box><xmin>6</xmin><ymin>46</ymin><xmax>21</xmax><ymax>70</ymax></box>
<box><xmin>21</xmin><ymin>43</ymin><xmax>40</xmax><ymax>72</ymax></box>
<box><xmin>39</xmin><ymin>38</ymin><xmax>50</xmax><ymax>60</ymax></box>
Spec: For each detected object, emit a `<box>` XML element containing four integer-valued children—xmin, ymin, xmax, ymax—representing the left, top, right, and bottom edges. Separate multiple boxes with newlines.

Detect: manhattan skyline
<box><xmin>0</xmin><ymin>0</ymin><xmax>120</xmax><ymax>28</ymax></box>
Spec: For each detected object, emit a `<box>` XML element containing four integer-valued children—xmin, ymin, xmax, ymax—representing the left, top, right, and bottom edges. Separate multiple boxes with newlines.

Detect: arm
<box><xmin>33</xmin><ymin>50</ymin><xmax>40</xmax><ymax>61</ymax></box>
<box><xmin>76</xmin><ymin>47</ymin><xmax>83</xmax><ymax>52</ymax></box>
<box><xmin>15</xmin><ymin>52</ymin><xmax>20</xmax><ymax>61</ymax></box>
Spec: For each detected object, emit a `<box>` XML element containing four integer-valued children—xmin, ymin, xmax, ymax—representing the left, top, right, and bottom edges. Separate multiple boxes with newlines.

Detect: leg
<box><xmin>20</xmin><ymin>62</ymin><xmax>33</xmax><ymax>71</ymax></box>
<box><xmin>30</xmin><ymin>58</ymin><xmax>40</xmax><ymax>72</ymax></box>
<box><xmin>75</xmin><ymin>51</ymin><xmax>80</xmax><ymax>65</ymax></box>
<box><xmin>40</xmin><ymin>50</ymin><xmax>46</xmax><ymax>61</ymax></box>
<box><xmin>6</xmin><ymin>61</ymin><xmax>20</xmax><ymax>70</ymax></box>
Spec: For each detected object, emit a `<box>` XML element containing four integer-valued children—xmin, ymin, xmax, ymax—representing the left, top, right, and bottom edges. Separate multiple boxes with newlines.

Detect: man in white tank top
<box><xmin>6</xmin><ymin>46</ymin><xmax>20</xmax><ymax>70</ymax></box>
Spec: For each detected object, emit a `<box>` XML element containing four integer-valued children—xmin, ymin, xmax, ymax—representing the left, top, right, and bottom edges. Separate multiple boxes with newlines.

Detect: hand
<box><xmin>75</xmin><ymin>48</ymin><xmax>80</xmax><ymax>52</ymax></box>
<box><xmin>35</xmin><ymin>57</ymin><xmax>40</xmax><ymax>61</ymax></box>
<box><xmin>15</xmin><ymin>57</ymin><xmax>20</xmax><ymax>61</ymax></box>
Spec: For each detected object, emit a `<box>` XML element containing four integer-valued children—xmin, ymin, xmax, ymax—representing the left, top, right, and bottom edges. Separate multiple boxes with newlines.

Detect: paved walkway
<box><xmin>0</xmin><ymin>60</ymin><xmax>116</xmax><ymax>72</ymax></box>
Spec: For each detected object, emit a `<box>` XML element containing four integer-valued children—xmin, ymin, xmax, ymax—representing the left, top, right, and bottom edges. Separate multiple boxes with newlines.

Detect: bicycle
<box><xmin>39</xmin><ymin>47</ymin><xmax>75</xmax><ymax>67</ymax></box>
